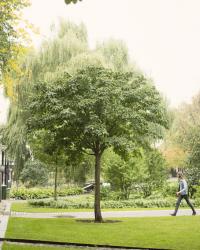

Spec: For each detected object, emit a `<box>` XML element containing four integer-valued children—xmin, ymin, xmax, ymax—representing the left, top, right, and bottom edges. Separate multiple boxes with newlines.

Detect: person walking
<box><xmin>171</xmin><ymin>172</ymin><xmax>196</xmax><ymax>216</ymax></box>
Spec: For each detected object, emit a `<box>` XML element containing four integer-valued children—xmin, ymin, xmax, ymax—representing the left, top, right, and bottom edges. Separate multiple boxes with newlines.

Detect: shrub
<box><xmin>29</xmin><ymin>197</ymin><xmax>200</xmax><ymax>209</ymax></box>
<box><xmin>10</xmin><ymin>186</ymin><xmax>83</xmax><ymax>200</ymax></box>
<box><xmin>162</xmin><ymin>182</ymin><xmax>178</xmax><ymax>197</ymax></box>
<box><xmin>192</xmin><ymin>185</ymin><xmax>200</xmax><ymax>199</ymax></box>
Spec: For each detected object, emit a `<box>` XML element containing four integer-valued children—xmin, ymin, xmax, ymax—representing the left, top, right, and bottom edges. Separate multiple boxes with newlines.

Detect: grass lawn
<box><xmin>11</xmin><ymin>202</ymin><xmax>94</xmax><ymax>213</ymax></box>
<box><xmin>6</xmin><ymin>216</ymin><xmax>200</xmax><ymax>250</ymax></box>
<box><xmin>2</xmin><ymin>243</ymin><xmax>84</xmax><ymax>250</ymax></box>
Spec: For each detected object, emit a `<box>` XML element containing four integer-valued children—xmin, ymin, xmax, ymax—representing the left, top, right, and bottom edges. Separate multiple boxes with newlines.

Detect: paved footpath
<box><xmin>0</xmin><ymin>201</ymin><xmax>12</xmax><ymax>250</ymax></box>
<box><xmin>11</xmin><ymin>209</ymin><xmax>200</xmax><ymax>219</ymax></box>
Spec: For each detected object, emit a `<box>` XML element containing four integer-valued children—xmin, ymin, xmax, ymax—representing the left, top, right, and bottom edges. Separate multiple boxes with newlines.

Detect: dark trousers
<box><xmin>174</xmin><ymin>194</ymin><xmax>196</xmax><ymax>214</ymax></box>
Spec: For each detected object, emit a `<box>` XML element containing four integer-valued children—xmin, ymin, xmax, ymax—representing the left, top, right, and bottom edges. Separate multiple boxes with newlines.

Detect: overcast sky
<box><xmin>1</xmin><ymin>0</ymin><xmax>200</xmax><ymax>123</ymax></box>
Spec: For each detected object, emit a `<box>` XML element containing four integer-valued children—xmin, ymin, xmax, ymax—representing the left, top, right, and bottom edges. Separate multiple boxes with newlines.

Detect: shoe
<box><xmin>192</xmin><ymin>212</ymin><xmax>196</xmax><ymax>216</ymax></box>
<box><xmin>170</xmin><ymin>213</ymin><xmax>176</xmax><ymax>216</ymax></box>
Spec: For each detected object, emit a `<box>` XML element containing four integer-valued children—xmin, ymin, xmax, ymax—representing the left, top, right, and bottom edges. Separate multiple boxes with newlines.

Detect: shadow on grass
<box><xmin>76</xmin><ymin>219</ymin><xmax>122</xmax><ymax>223</ymax></box>
<box><xmin>55</xmin><ymin>215</ymin><xmax>75</xmax><ymax>218</ymax></box>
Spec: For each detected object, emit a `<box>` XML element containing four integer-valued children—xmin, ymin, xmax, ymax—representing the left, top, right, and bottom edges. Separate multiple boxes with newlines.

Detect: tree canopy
<box><xmin>0</xmin><ymin>0</ymin><xmax>32</xmax><ymax>98</ymax></box>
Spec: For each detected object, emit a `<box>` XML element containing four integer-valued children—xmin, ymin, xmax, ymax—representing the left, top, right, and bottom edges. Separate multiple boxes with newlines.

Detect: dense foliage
<box><xmin>20</xmin><ymin>160</ymin><xmax>49</xmax><ymax>187</ymax></box>
<box><xmin>10</xmin><ymin>186</ymin><xmax>83</xmax><ymax>200</ymax></box>
<box><xmin>65</xmin><ymin>0</ymin><xmax>82</xmax><ymax>4</ymax></box>
<box><xmin>0</xmin><ymin>0</ymin><xmax>29</xmax><ymax>71</ymax></box>
<box><xmin>29</xmin><ymin>197</ymin><xmax>200</xmax><ymax>209</ymax></box>
<box><xmin>163</xmin><ymin>92</ymin><xmax>200</xmax><ymax>195</ymax></box>
<box><xmin>103</xmin><ymin>148</ymin><xmax>167</xmax><ymax>199</ymax></box>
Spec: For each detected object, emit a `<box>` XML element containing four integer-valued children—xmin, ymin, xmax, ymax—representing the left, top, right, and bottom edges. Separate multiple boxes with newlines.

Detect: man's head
<box><xmin>177</xmin><ymin>172</ymin><xmax>184</xmax><ymax>179</ymax></box>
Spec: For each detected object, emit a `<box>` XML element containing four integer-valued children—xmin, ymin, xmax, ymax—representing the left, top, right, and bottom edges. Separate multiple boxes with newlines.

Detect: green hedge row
<box><xmin>10</xmin><ymin>186</ymin><xmax>83</xmax><ymax>200</ymax></box>
<box><xmin>29</xmin><ymin>198</ymin><xmax>200</xmax><ymax>209</ymax></box>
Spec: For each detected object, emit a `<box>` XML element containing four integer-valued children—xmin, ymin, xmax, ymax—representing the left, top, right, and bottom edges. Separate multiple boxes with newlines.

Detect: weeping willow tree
<box><xmin>29</xmin><ymin>19</ymin><xmax>89</xmax><ymax>83</ymax></box>
<box><xmin>0</xmin><ymin>0</ymin><xmax>33</xmax><ymax>184</ymax></box>
<box><xmin>96</xmin><ymin>39</ymin><xmax>134</xmax><ymax>71</ymax></box>
<box><xmin>1</xmin><ymin>19</ymin><xmax>88</xmax><ymax>187</ymax></box>
<box><xmin>1</xmin><ymin>64</ymin><xmax>32</xmax><ymax>182</ymax></box>
<box><xmin>28</xmin><ymin>19</ymin><xmax>133</xmax><ymax>81</ymax></box>
<box><xmin>1</xmin><ymin>104</ymin><xmax>30</xmax><ymax>183</ymax></box>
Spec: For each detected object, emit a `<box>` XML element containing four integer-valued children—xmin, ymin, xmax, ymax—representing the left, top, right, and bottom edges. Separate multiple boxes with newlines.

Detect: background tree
<box><xmin>104</xmin><ymin>147</ymin><xmax>167</xmax><ymax>199</ymax></box>
<box><xmin>29</xmin><ymin>19</ymin><xmax>88</xmax><ymax>83</ymax></box>
<box><xmin>103</xmin><ymin>149</ymin><xmax>146</xmax><ymax>199</ymax></box>
<box><xmin>162</xmin><ymin>92</ymin><xmax>200</xmax><ymax>194</ymax></box>
<box><xmin>64</xmin><ymin>154</ymin><xmax>94</xmax><ymax>185</ymax></box>
<box><xmin>141</xmin><ymin>148</ymin><xmax>167</xmax><ymax>197</ymax></box>
<box><xmin>184</xmin><ymin>127</ymin><xmax>200</xmax><ymax>197</ymax></box>
<box><xmin>0</xmin><ymin>103</ymin><xmax>30</xmax><ymax>183</ymax></box>
<box><xmin>28</xmin><ymin>129</ymin><xmax>67</xmax><ymax>200</ymax></box>
<box><xmin>167</xmin><ymin>93</ymin><xmax>200</xmax><ymax>152</ymax></box>
<box><xmin>20</xmin><ymin>159</ymin><xmax>48</xmax><ymax>187</ymax></box>
<box><xmin>96</xmin><ymin>39</ymin><xmax>134</xmax><ymax>71</ymax></box>
<box><xmin>0</xmin><ymin>0</ymin><xmax>32</xmax><ymax>97</ymax></box>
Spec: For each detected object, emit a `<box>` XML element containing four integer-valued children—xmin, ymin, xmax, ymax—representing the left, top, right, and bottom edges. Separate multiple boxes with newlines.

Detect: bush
<box><xmin>101</xmin><ymin>187</ymin><xmax>130</xmax><ymax>201</ymax></box>
<box><xmin>29</xmin><ymin>197</ymin><xmax>200</xmax><ymax>209</ymax></box>
<box><xmin>192</xmin><ymin>185</ymin><xmax>200</xmax><ymax>199</ymax></box>
<box><xmin>162</xmin><ymin>182</ymin><xmax>178</xmax><ymax>197</ymax></box>
<box><xmin>100</xmin><ymin>186</ymin><xmax>122</xmax><ymax>200</ymax></box>
<box><xmin>10</xmin><ymin>186</ymin><xmax>83</xmax><ymax>200</ymax></box>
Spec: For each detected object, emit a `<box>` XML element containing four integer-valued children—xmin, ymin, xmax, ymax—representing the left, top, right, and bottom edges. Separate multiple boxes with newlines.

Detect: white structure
<box><xmin>0</xmin><ymin>144</ymin><xmax>13</xmax><ymax>200</ymax></box>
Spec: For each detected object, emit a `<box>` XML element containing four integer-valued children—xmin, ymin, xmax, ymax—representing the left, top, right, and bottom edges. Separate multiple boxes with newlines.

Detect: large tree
<box><xmin>0</xmin><ymin>0</ymin><xmax>31</xmax><ymax>94</ymax></box>
<box><xmin>162</xmin><ymin>92</ymin><xmax>200</xmax><ymax>169</ymax></box>
<box><xmin>1</xmin><ymin>20</ymin><xmax>89</xmax><ymax>183</ymax></box>
<box><xmin>26</xmin><ymin>66</ymin><xmax>168</xmax><ymax>222</ymax></box>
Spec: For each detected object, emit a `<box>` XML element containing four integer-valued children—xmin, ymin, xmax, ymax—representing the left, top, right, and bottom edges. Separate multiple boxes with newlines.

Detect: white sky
<box><xmin>0</xmin><ymin>86</ymin><xmax>9</xmax><ymax>124</ymax></box>
<box><xmin>1</xmin><ymin>0</ymin><xmax>200</xmax><ymax>123</ymax></box>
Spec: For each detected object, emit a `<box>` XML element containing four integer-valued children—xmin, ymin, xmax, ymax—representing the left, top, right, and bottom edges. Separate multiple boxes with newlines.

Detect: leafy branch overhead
<box><xmin>65</xmin><ymin>0</ymin><xmax>82</xmax><ymax>4</ymax></box>
<box><xmin>27</xmin><ymin>66</ymin><xmax>168</xmax><ymax>158</ymax></box>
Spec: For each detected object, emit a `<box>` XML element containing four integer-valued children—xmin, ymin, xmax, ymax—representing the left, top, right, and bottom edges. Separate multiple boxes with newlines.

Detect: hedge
<box><xmin>10</xmin><ymin>186</ymin><xmax>83</xmax><ymax>200</ymax></box>
<box><xmin>29</xmin><ymin>198</ymin><xmax>200</xmax><ymax>209</ymax></box>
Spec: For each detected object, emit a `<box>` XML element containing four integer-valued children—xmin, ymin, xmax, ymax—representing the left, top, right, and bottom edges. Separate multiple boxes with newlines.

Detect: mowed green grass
<box><xmin>11</xmin><ymin>202</ymin><xmax>93</xmax><ymax>213</ymax></box>
<box><xmin>6</xmin><ymin>216</ymin><xmax>200</xmax><ymax>250</ymax></box>
<box><xmin>3</xmin><ymin>243</ymin><xmax>84</xmax><ymax>250</ymax></box>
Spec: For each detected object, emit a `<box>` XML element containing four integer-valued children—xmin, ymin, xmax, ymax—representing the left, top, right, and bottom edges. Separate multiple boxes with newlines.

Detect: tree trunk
<box><xmin>94</xmin><ymin>151</ymin><xmax>103</xmax><ymax>222</ymax></box>
<box><xmin>54</xmin><ymin>164</ymin><xmax>58</xmax><ymax>201</ymax></box>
